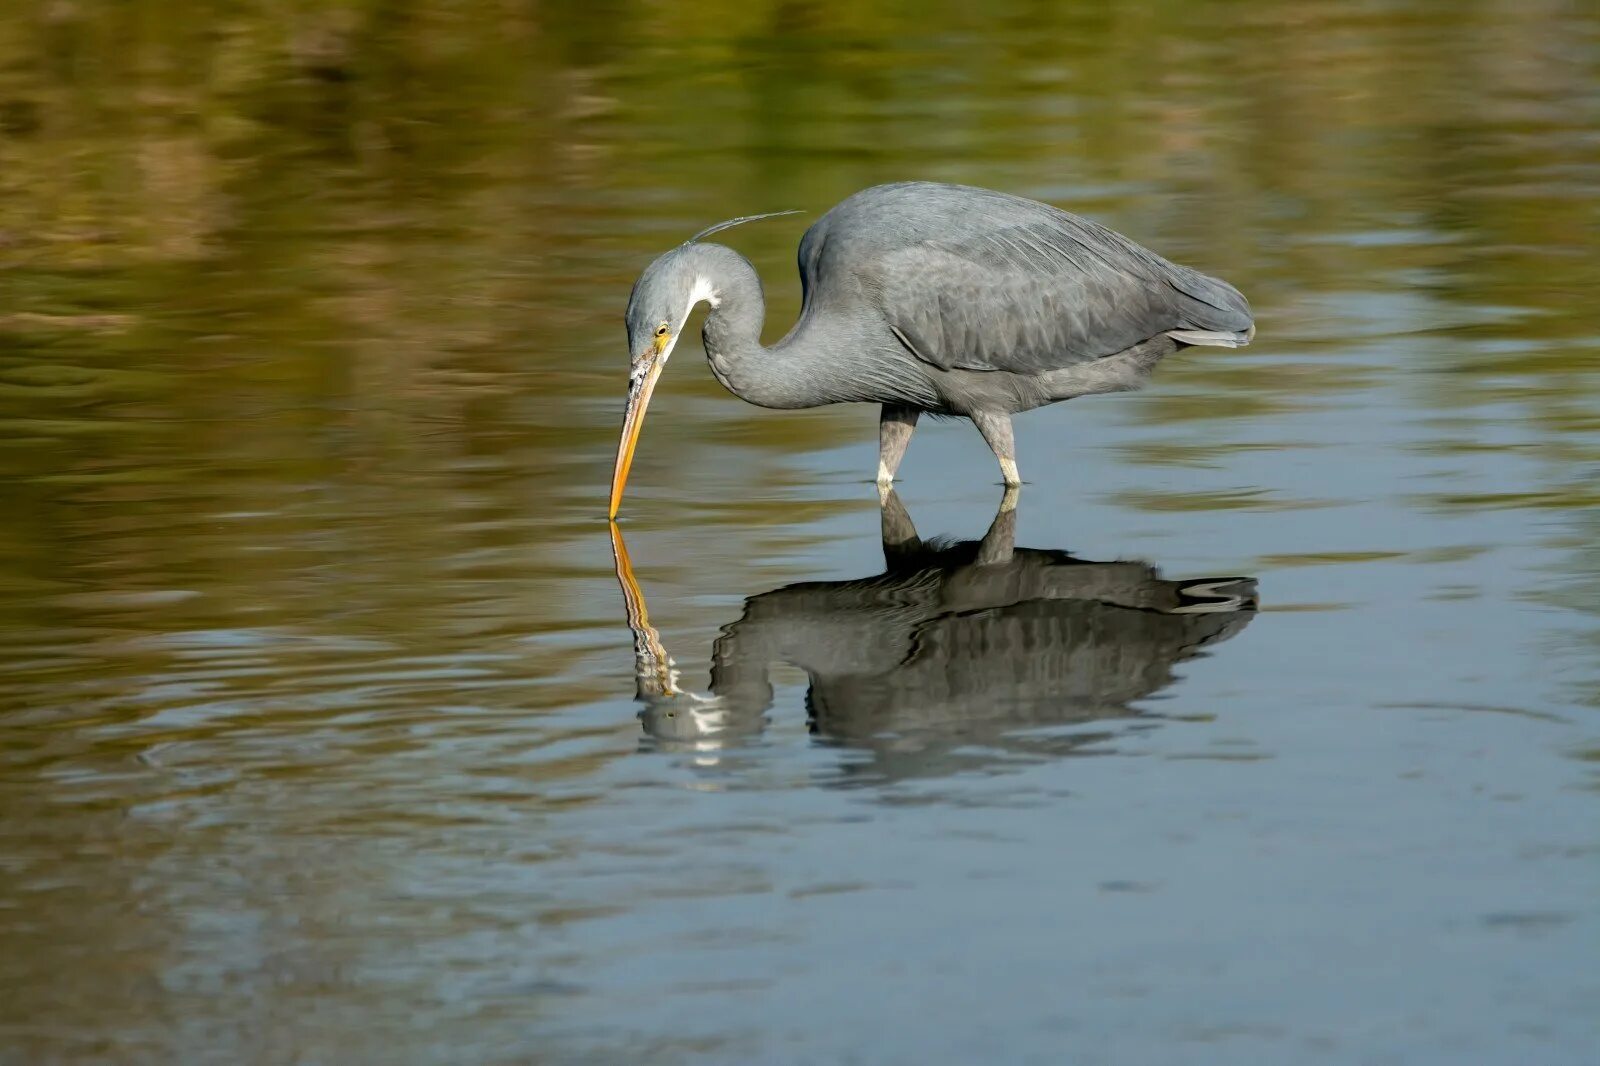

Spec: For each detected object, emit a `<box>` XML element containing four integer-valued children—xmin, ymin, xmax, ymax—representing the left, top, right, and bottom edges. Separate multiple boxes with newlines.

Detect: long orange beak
<box><xmin>608</xmin><ymin>355</ymin><xmax>664</xmax><ymax>519</ymax></box>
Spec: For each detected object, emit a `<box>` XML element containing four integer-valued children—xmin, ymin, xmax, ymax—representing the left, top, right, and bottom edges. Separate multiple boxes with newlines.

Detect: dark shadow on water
<box><xmin>611</xmin><ymin>491</ymin><xmax>1259</xmax><ymax>784</ymax></box>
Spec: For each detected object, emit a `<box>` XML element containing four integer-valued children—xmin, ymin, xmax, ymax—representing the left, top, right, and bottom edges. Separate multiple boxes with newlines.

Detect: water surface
<box><xmin>1</xmin><ymin>2</ymin><xmax>1597</xmax><ymax>1062</ymax></box>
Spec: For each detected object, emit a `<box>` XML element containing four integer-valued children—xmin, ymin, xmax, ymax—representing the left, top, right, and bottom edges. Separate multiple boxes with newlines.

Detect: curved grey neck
<box><xmin>677</xmin><ymin>242</ymin><xmax>884</xmax><ymax>410</ymax></box>
<box><xmin>690</xmin><ymin>244</ymin><xmax>769</xmax><ymax>391</ymax></box>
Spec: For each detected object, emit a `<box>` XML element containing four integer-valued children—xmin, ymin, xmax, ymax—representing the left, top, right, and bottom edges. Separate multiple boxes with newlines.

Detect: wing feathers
<box><xmin>877</xmin><ymin>214</ymin><xmax>1252</xmax><ymax>375</ymax></box>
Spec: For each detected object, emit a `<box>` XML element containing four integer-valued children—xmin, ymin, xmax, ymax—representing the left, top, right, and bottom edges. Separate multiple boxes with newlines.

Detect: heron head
<box><xmin>624</xmin><ymin>246</ymin><xmax>710</xmax><ymax>366</ymax></box>
<box><xmin>608</xmin><ymin>210</ymin><xmax>801</xmax><ymax>519</ymax></box>
<box><xmin>610</xmin><ymin>248</ymin><xmax>716</xmax><ymax>518</ymax></box>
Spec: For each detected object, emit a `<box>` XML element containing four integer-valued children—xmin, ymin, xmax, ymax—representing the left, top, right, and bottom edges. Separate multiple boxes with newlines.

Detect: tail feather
<box><xmin>1166</xmin><ymin>324</ymin><xmax>1255</xmax><ymax>348</ymax></box>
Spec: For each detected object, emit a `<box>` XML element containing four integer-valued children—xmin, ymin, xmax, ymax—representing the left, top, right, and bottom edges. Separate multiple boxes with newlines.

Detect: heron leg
<box><xmin>971</xmin><ymin>410</ymin><xmax>1021</xmax><ymax>487</ymax></box>
<box><xmin>877</xmin><ymin>404</ymin><xmax>920</xmax><ymax>486</ymax></box>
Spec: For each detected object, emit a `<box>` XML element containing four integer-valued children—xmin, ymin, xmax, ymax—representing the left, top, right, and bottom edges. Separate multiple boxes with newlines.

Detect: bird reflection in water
<box><xmin>610</xmin><ymin>491</ymin><xmax>1259</xmax><ymax>782</ymax></box>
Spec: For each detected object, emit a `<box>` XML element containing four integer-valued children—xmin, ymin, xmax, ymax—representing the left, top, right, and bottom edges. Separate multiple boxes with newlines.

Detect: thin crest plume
<box><xmin>683</xmin><ymin>210</ymin><xmax>803</xmax><ymax>246</ymax></box>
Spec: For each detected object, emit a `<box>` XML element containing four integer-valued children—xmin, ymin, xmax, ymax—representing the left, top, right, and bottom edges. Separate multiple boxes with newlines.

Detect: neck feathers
<box><xmin>681</xmin><ymin>242</ymin><xmax>766</xmax><ymax>375</ymax></box>
<box><xmin>677</xmin><ymin>242</ymin><xmax>843</xmax><ymax>410</ymax></box>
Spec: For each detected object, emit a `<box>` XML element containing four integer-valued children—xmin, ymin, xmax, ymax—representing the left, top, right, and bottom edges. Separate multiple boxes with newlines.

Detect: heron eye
<box><xmin>655</xmin><ymin>325</ymin><xmax>669</xmax><ymax>337</ymax></box>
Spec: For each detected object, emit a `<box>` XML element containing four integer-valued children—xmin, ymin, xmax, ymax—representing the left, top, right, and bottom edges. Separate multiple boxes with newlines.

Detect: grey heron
<box><xmin>609</xmin><ymin>492</ymin><xmax>1259</xmax><ymax>779</ymax></box>
<box><xmin>610</xmin><ymin>181</ymin><xmax>1254</xmax><ymax>517</ymax></box>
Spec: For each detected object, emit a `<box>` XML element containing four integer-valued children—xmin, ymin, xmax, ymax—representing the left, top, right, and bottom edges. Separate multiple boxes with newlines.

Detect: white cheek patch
<box><xmin>690</xmin><ymin>276</ymin><xmax>719</xmax><ymax>309</ymax></box>
<box><xmin>660</xmin><ymin>278</ymin><xmax>718</xmax><ymax>367</ymax></box>
<box><xmin>670</xmin><ymin>277</ymin><xmax>719</xmax><ymax>355</ymax></box>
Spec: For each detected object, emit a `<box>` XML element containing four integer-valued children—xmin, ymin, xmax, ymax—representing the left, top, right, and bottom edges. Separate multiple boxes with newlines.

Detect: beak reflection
<box><xmin>609</xmin><ymin>522</ymin><xmax>736</xmax><ymax>756</ymax></box>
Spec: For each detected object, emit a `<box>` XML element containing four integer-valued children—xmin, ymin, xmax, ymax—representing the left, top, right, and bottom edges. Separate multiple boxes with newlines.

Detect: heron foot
<box><xmin>999</xmin><ymin>457</ymin><xmax>1021</xmax><ymax>487</ymax></box>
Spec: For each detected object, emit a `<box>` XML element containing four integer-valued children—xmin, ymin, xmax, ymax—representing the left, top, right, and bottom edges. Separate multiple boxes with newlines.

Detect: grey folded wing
<box><xmin>875</xmin><ymin>216</ymin><xmax>1253</xmax><ymax>374</ymax></box>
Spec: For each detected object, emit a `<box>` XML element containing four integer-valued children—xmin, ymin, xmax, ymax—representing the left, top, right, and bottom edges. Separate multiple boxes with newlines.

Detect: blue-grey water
<box><xmin>1</xmin><ymin>3</ymin><xmax>1597</xmax><ymax>1062</ymax></box>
